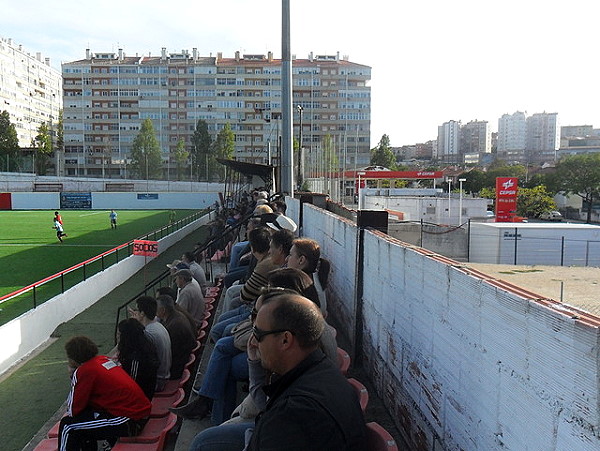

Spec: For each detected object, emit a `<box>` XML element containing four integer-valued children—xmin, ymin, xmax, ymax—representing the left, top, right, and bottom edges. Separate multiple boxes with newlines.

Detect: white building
<box><xmin>526</xmin><ymin>112</ymin><xmax>560</xmax><ymax>162</ymax></box>
<box><xmin>0</xmin><ymin>37</ymin><xmax>62</xmax><ymax>148</ymax></box>
<box><xmin>460</xmin><ymin>120</ymin><xmax>491</xmax><ymax>163</ymax></box>
<box><xmin>497</xmin><ymin>111</ymin><xmax>526</xmax><ymax>161</ymax></box>
<box><xmin>436</xmin><ymin>120</ymin><xmax>461</xmax><ymax>163</ymax></box>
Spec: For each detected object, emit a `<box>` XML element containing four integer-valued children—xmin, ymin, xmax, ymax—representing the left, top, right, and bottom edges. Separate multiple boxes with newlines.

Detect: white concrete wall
<box><xmin>301</xmin><ymin>202</ymin><xmax>600</xmax><ymax>450</ymax></box>
<box><xmin>0</xmin><ymin>211</ymin><xmax>213</xmax><ymax>377</ymax></box>
<box><xmin>11</xmin><ymin>192</ymin><xmax>60</xmax><ymax>209</ymax></box>
<box><xmin>4</xmin><ymin>192</ymin><xmax>219</xmax><ymax>210</ymax></box>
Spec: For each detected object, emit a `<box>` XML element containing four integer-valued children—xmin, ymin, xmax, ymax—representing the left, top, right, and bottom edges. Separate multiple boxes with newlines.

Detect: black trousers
<box><xmin>58</xmin><ymin>410</ymin><xmax>143</xmax><ymax>451</ymax></box>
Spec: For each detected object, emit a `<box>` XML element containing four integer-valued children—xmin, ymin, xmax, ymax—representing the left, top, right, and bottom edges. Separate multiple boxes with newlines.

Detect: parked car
<box><xmin>539</xmin><ymin>210</ymin><xmax>563</xmax><ymax>221</ymax></box>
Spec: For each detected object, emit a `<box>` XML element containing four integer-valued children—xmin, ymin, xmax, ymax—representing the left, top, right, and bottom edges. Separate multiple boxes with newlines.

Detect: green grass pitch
<box><xmin>0</xmin><ymin>209</ymin><xmax>197</xmax><ymax>322</ymax></box>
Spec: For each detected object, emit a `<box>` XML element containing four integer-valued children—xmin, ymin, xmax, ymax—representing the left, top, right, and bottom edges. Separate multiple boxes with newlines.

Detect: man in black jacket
<box><xmin>248</xmin><ymin>293</ymin><xmax>367</xmax><ymax>450</ymax></box>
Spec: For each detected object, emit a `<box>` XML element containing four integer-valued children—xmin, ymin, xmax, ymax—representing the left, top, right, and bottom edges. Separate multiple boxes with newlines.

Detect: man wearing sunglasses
<box><xmin>247</xmin><ymin>293</ymin><xmax>367</xmax><ymax>450</ymax></box>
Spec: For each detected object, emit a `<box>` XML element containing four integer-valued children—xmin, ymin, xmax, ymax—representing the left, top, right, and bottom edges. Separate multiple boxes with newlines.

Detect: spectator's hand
<box><xmin>128</xmin><ymin>307</ymin><xmax>141</xmax><ymax>321</ymax></box>
<box><xmin>247</xmin><ymin>334</ymin><xmax>261</xmax><ymax>361</ymax></box>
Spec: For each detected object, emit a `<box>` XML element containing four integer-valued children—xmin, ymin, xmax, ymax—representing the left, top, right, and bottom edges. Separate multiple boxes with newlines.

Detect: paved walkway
<box><xmin>4</xmin><ymin>225</ymin><xmax>209</xmax><ymax>451</ymax></box>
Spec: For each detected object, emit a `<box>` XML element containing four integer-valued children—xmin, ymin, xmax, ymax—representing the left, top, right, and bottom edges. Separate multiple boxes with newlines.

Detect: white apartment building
<box><xmin>497</xmin><ymin>111</ymin><xmax>527</xmax><ymax>162</ymax></box>
<box><xmin>62</xmin><ymin>49</ymin><xmax>371</xmax><ymax>179</ymax></box>
<box><xmin>436</xmin><ymin>120</ymin><xmax>461</xmax><ymax>163</ymax></box>
<box><xmin>0</xmin><ymin>37</ymin><xmax>62</xmax><ymax>150</ymax></box>
<box><xmin>526</xmin><ymin>112</ymin><xmax>559</xmax><ymax>162</ymax></box>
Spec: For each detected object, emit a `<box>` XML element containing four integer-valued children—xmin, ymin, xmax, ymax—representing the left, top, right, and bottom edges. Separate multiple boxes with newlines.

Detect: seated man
<box><xmin>174</xmin><ymin>268</ymin><xmax>205</xmax><ymax>327</ymax></box>
<box><xmin>248</xmin><ymin>293</ymin><xmax>367</xmax><ymax>450</ymax></box>
<box><xmin>181</xmin><ymin>251</ymin><xmax>207</xmax><ymax>296</ymax></box>
<box><xmin>156</xmin><ymin>294</ymin><xmax>197</xmax><ymax>379</ymax></box>
<box><xmin>58</xmin><ymin>335</ymin><xmax>151</xmax><ymax>451</ymax></box>
<box><xmin>130</xmin><ymin>296</ymin><xmax>172</xmax><ymax>391</ymax></box>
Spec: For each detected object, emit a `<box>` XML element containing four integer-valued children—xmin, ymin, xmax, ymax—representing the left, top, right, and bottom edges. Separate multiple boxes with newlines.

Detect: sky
<box><xmin>3</xmin><ymin>0</ymin><xmax>600</xmax><ymax>148</ymax></box>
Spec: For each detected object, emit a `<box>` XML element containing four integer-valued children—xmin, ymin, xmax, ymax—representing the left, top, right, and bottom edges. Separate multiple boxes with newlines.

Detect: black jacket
<box><xmin>248</xmin><ymin>349</ymin><xmax>367</xmax><ymax>451</ymax></box>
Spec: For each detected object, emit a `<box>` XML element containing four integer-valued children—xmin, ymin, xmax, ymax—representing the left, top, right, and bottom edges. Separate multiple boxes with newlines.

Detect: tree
<box><xmin>551</xmin><ymin>153</ymin><xmax>600</xmax><ymax>223</ymax></box>
<box><xmin>212</xmin><ymin>122</ymin><xmax>235</xmax><ymax>181</ymax></box>
<box><xmin>516</xmin><ymin>185</ymin><xmax>556</xmax><ymax>218</ymax></box>
<box><xmin>130</xmin><ymin>118</ymin><xmax>162</xmax><ymax>179</ymax></box>
<box><xmin>322</xmin><ymin>134</ymin><xmax>339</xmax><ymax>172</ymax></box>
<box><xmin>173</xmin><ymin>138</ymin><xmax>189</xmax><ymax>180</ymax></box>
<box><xmin>459</xmin><ymin>169</ymin><xmax>488</xmax><ymax>194</ymax></box>
<box><xmin>191</xmin><ymin>120</ymin><xmax>212</xmax><ymax>181</ymax></box>
<box><xmin>0</xmin><ymin>110</ymin><xmax>20</xmax><ymax>171</ymax></box>
<box><xmin>32</xmin><ymin>122</ymin><xmax>53</xmax><ymax>175</ymax></box>
<box><xmin>370</xmin><ymin>134</ymin><xmax>396</xmax><ymax>169</ymax></box>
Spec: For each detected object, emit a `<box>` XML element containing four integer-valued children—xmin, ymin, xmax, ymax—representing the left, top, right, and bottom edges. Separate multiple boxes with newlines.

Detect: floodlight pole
<box><xmin>280</xmin><ymin>0</ymin><xmax>294</xmax><ymax>196</ymax></box>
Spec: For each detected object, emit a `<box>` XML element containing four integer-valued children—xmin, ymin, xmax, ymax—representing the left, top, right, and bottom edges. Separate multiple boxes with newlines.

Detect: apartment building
<box><xmin>497</xmin><ymin>111</ymin><xmax>527</xmax><ymax>162</ymax></box>
<box><xmin>61</xmin><ymin>48</ymin><xmax>371</xmax><ymax>178</ymax></box>
<box><xmin>526</xmin><ymin>112</ymin><xmax>559</xmax><ymax>163</ymax></box>
<box><xmin>0</xmin><ymin>37</ymin><xmax>62</xmax><ymax>150</ymax></box>
<box><xmin>460</xmin><ymin>119</ymin><xmax>491</xmax><ymax>163</ymax></box>
<box><xmin>436</xmin><ymin>120</ymin><xmax>461</xmax><ymax>163</ymax></box>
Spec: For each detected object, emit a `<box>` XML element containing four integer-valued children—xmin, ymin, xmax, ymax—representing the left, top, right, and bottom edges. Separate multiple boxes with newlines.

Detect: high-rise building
<box><xmin>460</xmin><ymin>120</ymin><xmax>491</xmax><ymax>163</ymax></box>
<box><xmin>497</xmin><ymin>111</ymin><xmax>526</xmax><ymax>162</ymax></box>
<box><xmin>436</xmin><ymin>120</ymin><xmax>461</xmax><ymax>163</ymax></box>
<box><xmin>61</xmin><ymin>49</ymin><xmax>371</xmax><ymax>179</ymax></box>
<box><xmin>526</xmin><ymin>112</ymin><xmax>559</xmax><ymax>163</ymax></box>
<box><xmin>0</xmin><ymin>37</ymin><xmax>62</xmax><ymax>149</ymax></box>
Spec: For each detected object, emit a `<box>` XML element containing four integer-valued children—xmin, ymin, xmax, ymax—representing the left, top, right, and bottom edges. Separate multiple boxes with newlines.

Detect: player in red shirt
<box><xmin>58</xmin><ymin>336</ymin><xmax>151</xmax><ymax>451</ymax></box>
<box><xmin>54</xmin><ymin>211</ymin><xmax>63</xmax><ymax>225</ymax></box>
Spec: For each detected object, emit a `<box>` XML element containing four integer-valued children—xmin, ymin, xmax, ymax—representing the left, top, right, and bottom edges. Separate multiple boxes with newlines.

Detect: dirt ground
<box><xmin>466</xmin><ymin>263</ymin><xmax>600</xmax><ymax>316</ymax></box>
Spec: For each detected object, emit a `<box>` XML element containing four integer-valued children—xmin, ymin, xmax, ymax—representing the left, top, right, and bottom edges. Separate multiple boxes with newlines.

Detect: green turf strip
<box><xmin>0</xmin><ymin>210</ymin><xmax>197</xmax><ymax>315</ymax></box>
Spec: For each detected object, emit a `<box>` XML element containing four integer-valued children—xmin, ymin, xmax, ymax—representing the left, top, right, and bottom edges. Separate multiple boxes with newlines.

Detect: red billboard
<box><xmin>133</xmin><ymin>240</ymin><xmax>159</xmax><ymax>257</ymax></box>
<box><xmin>495</xmin><ymin>177</ymin><xmax>519</xmax><ymax>222</ymax></box>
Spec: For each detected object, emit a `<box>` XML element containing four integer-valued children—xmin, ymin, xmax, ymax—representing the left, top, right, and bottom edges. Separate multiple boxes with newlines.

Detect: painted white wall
<box><xmin>0</xmin><ymin>211</ymin><xmax>213</xmax><ymax>377</ymax></box>
<box><xmin>302</xmin><ymin>201</ymin><xmax>600</xmax><ymax>450</ymax></box>
<box><xmin>11</xmin><ymin>192</ymin><xmax>60</xmax><ymax>209</ymax></box>
<box><xmin>92</xmin><ymin>192</ymin><xmax>220</xmax><ymax>210</ymax></box>
<box><xmin>470</xmin><ymin>223</ymin><xmax>600</xmax><ymax>266</ymax></box>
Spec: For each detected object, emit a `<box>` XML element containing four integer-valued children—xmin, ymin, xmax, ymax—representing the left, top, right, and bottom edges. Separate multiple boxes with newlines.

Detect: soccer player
<box><xmin>54</xmin><ymin>211</ymin><xmax>63</xmax><ymax>225</ymax></box>
<box><xmin>110</xmin><ymin>210</ymin><xmax>118</xmax><ymax>229</ymax></box>
<box><xmin>54</xmin><ymin>217</ymin><xmax>67</xmax><ymax>242</ymax></box>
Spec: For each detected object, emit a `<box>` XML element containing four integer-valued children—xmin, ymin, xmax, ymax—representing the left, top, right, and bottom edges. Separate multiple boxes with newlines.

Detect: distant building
<box><xmin>0</xmin><ymin>37</ymin><xmax>62</xmax><ymax>149</ymax></box>
<box><xmin>460</xmin><ymin>120</ymin><xmax>491</xmax><ymax>164</ymax></box>
<box><xmin>497</xmin><ymin>111</ymin><xmax>526</xmax><ymax>162</ymax></box>
<box><xmin>436</xmin><ymin>120</ymin><xmax>461</xmax><ymax>163</ymax></box>
<box><xmin>560</xmin><ymin>125</ymin><xmax>594</xmax><ymax>139</ymax></box>
<box><xmin>62</xmin><ymin>49</ymin><xmax>371</xmax><ymax>178</ymax></box>
<box><xmin>526</xmin><ymin>112</ymin><xmax>559</xmax><ymax>163</ymax></box>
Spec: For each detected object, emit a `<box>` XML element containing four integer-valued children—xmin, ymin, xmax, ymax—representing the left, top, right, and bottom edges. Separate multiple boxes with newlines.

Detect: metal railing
<box><xmin>0</xmin><ymin>210</ymin><xmax>207</xmax><ymax>326</ymax></box>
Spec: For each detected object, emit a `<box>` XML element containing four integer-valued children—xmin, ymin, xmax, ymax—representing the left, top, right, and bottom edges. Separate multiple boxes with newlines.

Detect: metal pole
<box><xmin>297</xmin><ymin>105</ymin><xmax>303</xmax><ymax>190</ymax></box>
<box><xmin>459</xmin><ymin>178</ymin><xmax>466</xmax><ymax>226</ymax></box>
<box><xmin>280</xmin><ymin>0</ymin><xmax>294</xmax><ymax>196</ymax></box>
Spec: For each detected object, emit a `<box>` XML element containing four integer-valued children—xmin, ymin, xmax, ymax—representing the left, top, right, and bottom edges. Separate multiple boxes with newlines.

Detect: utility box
<box><xmin>469</xmin><ymin>222</ymin><xmax>600</xmax><ymax>266</ymax></box>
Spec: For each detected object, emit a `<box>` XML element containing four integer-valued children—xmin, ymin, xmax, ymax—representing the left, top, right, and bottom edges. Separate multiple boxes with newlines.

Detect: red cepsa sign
<box><xmin>133</xmin><ymin>240</ymin><xmax>159</xmax><ymax>257</ymax></box>
<box><xmin>495</xmin><ymin>177</ymin><xmax>519</xmax><ymax>222</ymax></box>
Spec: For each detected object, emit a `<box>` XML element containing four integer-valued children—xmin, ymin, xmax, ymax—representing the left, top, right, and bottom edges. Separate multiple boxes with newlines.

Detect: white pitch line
<box><xmin>78</xmin><ymin>211</ymin><xmax>106</xmax><ymax>217</ymax></box>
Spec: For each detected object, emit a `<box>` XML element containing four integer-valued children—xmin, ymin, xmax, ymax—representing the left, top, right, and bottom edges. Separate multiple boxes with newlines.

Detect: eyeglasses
<box><xmin>252</xmin><ymin>325</ymin><xmax>291</xmax><ymax>342</ymax></box>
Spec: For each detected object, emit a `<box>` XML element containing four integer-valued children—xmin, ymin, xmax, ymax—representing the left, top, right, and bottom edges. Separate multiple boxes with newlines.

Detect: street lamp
<box><xmin>458</xmin><ymin>178</ymin><xmax>466</xmax><ymax>225</ymax></box>
<box><xmin>446</xmin><ymin>177</ymin><xmax>452</xmax><ymax>220</ymax></box>
<box><xmin>296</xmin><ymin>105</ymin><xmax>303</xmax><ymax>190</ymax></box>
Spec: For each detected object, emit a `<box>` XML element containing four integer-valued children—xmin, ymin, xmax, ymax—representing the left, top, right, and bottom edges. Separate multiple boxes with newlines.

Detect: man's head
<box><xmin>174</xmin><ymin>269</ymin><xmax>193</xmax><ymax>288</ymax></box>
<box><xmin>252</xmin><ymin>293</ymin><xmax>324</xmax><ymax>374</ymax></box>
<box><xmin>136</xmin><ymin>295</ymin><xmax>158</xmax><ymax>320</ymax></box>
<box><xmin>181</xmin><ymin>252</ymin><xmax>195</xmax><ymax>264</ymax></box>
<box><xmin>167</xmin><ymin>260</ymin><xmax>188</xmax><ymax>275</ymax></box>
<box><xmin>156</xmin><ymin>294</ymin><xmax>175</xmax><ymax>320</ymax></box>
<box><xmin>65</xmin><ymin>335</ymin><xmax>98</xmax><ymax>367</ymax></box>
<box><xmin>156</xmin><ymin>286</ymin><xmax>177</xmax><ymax>300</ymax></box>
<box><xmin>248</xmin><ymin>227</ymin><xmax>272</xmax><ymax>256</ymax></box>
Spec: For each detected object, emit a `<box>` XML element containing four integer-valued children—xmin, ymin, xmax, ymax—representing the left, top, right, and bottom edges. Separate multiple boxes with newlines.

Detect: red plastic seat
<box><xmin>199</xmin><ymin>320</ymin><xmax>209</xmax><ymax>331</ymax></box>
<box><xmin>119</xmin><ymin>413</ymin><xmax>177</xmax><ymax>444</ymax></box>
<box><xmin>347</xmin><ymin>378</ymin><xmax>369</xmax><ymax>413</ymax></box>
<box><xmin>150</xmin><ymin>388</ymin><xmax>184</xmax><ymax>418</ymax></box>
<box><xmin>154</xmin><ymin>369</ymin><xmax>190</xmax><ymax>397</ymax></box>
<box><xmin>33</xmin><ymin>438</ymin><xmax>58</xmax><ymax>451</ymax></box>
<box><xmin>337</xmin><ymin>347</ymin><xmax>351</xmax><ymax>376</ymax></box>
<box><xmin>197</xmin><ymin>330</ymin><xmax>206</xmax><ymax>343</ymax></box>
<box><xmin>202</xmin><ymin>310</ymin><xmax>211</xmax><ymax>321</ymax></box>
<box><xmin>184</xmin><ymin>353</ymin><xmax>196</xmax><ymax>370</ymax></box>
<box><xmin>204</xmin><ymin>303</ymin><xmax>214</xmax><ymax>312</ymax></box>
<box><xmin>47</xmin><ymin>419</ymin><xmax>61</xmax><ymax>438</ymax></box>
<box><xmin>191</xmin><ymin>340</ymin><xmax>201</xmax><ymax>356</ymax></box>
<box><xmin>111</xmin><ymin>442</ymin><xmax>160</xmax><ymax>451</ymax></box>
<box><xmin>204</xmin><ymin>296</ymin><xmax>216</xmax><ymax>305</ymax></box>
<box><xmin>365</xmin><ymin>422</ymin><xmax>398</xmax><ymax>451</ymax></box>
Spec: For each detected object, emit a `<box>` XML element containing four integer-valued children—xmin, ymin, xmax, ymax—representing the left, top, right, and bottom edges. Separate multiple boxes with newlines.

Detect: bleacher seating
<box><xmin>337</xmin><ymin>347</ymin><xmax>351</xmax><ymax>375</ymax></box>
<box><xmin>347</xmin><ymin>378</ymin><xmax>369</xmax><ymax>413</ymax></box>
<box><xmin>119</xmin><ymin>413</ymin><xmax>177</xmax><ymax>444</ymax></box>
<box><xmin>150</xmin><ymin>388</ymin><xmax>185</xmax><ymax>418</ymax></box>
<box><xmin>154</xmin><ymin>369</ymin><xmax>190</xmax><ymax>397</ymax></box>
<box><xmin>33</xmin><ymin>437</ymin><xmax>57</xmax><ymax>451</ymax></box>
<box><xmin>365</xmin><ymin>422</ymin><xmax>399</xmax><ymax>451</ymax></box>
